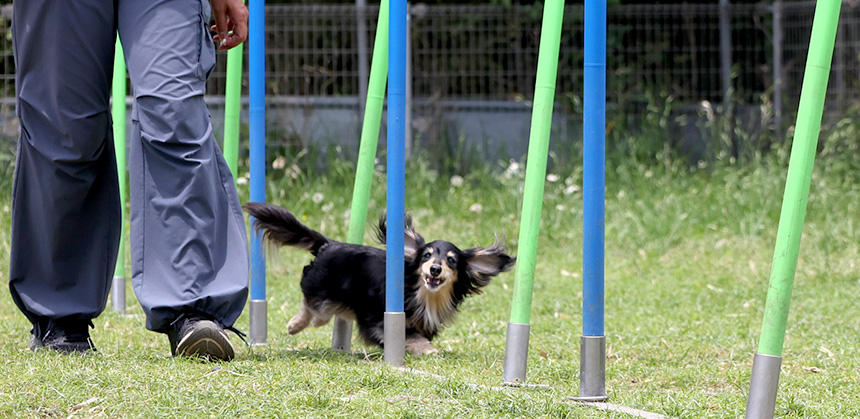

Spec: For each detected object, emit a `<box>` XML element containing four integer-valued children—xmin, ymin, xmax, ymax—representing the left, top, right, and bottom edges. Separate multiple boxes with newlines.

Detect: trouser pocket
<box><xmin>197</xmin><ymin>0</ymin><xmax>216</xmax><ymax>80</ymax></box>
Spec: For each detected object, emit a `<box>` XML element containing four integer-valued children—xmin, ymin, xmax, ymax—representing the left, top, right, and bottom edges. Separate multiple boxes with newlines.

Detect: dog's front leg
<box><xmin>405</xmin><ymin>335</ymin><xmax>439</xmax><ymax>355</ymax></box>
<box><xmin>311</xmin><ymin>311</ymin><xmax>333</xmax><ymax>327</ymax></box>
<box><xmin>287</xmin><ymin>299</ymin><xmax>313</xmax><ymax>334</ymax></box>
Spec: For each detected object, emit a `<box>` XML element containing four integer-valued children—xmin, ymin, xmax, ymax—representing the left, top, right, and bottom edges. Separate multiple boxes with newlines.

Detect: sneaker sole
<box><xmin>175</xmin><ymin>320</ymin><xmax>235</xmax><ymax>361</ymax></box>
<box><xmin>30</xmin><ymin>336</ymin><xmax>96</xmax><ymax>353</ymax></box>
<box><xmin>29</xmin><ymin>335</ymin><xmax>44</xmax><ymax>351</ymax></box>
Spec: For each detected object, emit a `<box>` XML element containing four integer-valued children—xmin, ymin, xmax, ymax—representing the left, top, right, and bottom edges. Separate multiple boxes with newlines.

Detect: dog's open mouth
<box><xmin>424</xmin><ymin>275</ymin><xmax>445</xmax><ymax>289</ymax></box>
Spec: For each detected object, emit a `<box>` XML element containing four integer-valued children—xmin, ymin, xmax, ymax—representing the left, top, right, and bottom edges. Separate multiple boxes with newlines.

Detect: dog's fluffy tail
<box><xmin>243</xmin><ymin>202</ymin><xmax>330</xmax><ymax>255</ymax></box>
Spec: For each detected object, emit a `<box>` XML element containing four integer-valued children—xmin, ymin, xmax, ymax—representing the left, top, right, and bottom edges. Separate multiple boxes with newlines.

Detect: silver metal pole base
<box><xmin>331</xmin><ymin>316</ymin><xmax>353</xmax><ymax>352</ymax></box>
<box><xmin>503</xmin><ymin>322</ymin><xmax>530</xmax><ymax>384</ymax></box>
<box><xmin>384</xmin><ymin>312</ymin><xmax>405</xmax><ymax>366</ymax></box>
<box><xmin>571</xmin><ymin>335</ymin><xmax>608</xmax><ymax>402</ymax></box>
<box><xmin>249</xmin><ymin>299</ymin><xmax>267</xmax><ymax>346</ymax></box>
<box><xmin>746</xmin><ymin>353</ymin><xmax>782</xmax><ymax>419</ymax></box>
<box><xmin>111</xmin><ymin>276</ymin><xmax>126</xmax><ymax>314</ymax></box>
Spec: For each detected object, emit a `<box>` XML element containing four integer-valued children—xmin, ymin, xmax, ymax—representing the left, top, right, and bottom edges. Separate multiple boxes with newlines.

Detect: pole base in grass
<box><xmin>502</xmin><ymin>382</ymin><xmax>552</xmax><ymax>390</ymax></box>
<box><xmin>384</xmin><ymin>312</ymin><xmax>405</xmax><ymax>366</ymax></box>
<box><xmin>331</xmin><ymin>316</ymin><xmax>353</xmax><ymax>352</ymax></box>
<box><xmin>746</xmin><ymin>353</ymin><xmax>781</xmax><ymax>419</ymax></box>
<box><xmin>111</xmin><ymin>276</ymin><xmax>126</xmax><ymax>314</ymax></box>
<box><xmin>572</xmin><ymin>335</ymin><xmax>608</xmax><ymax>401</ymax></box>
<box><xmin>569</xmin><ymin>395</ymin><xmax>610</xmax><ymax>402</ymax></box>
<box><xmin>503</xmin><ymin>322</ymin><xmax>531</xmax><ymax>384</ymax></box>
<box><xmin>249</xmin><ymin>299</ymin><xmax>267</xmax><ymax>345</ymax></box>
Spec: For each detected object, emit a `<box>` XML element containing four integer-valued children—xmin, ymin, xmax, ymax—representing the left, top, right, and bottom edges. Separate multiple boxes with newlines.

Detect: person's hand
<box><xmin>210</xmin><ymin>0</ymin><xmax>248</xmax><ymax>50</ymax></box>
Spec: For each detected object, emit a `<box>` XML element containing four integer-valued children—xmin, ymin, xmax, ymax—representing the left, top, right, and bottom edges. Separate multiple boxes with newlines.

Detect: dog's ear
<box><xmin>375</xmin><ymin>214</ymin><xmax>387</xmax><ymax>244</ymax></box>
<box><xmin>462</xmin><ymin>238</ymin><xmax>515</xmax><ymax>288</ymax></box>
<box><xmin>375</xmin><ymin>212</ymin><xmax>425</xmax><ymax>262</ymax></box>
<box><xmin>402</xmin><ymin>213</ymin><xmax>425</xmax><ymax>261</ymax></box>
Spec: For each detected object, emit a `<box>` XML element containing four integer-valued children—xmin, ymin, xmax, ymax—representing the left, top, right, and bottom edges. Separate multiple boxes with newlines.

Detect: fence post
<box><xmin>773</xmin><ymin>0</ymin><xmax>783</xmax><ymax>137</ymax></box>
<box><xmin>719</xmin><ymin>0</ymin><xmax>732</xmax><ymax>109</ymax></box>
<box><xmin>834</xmin><ymin>13</ymin><xmax>845</xmax><ymax>112</ymax></box>
<box><xmin>356</xmin><ymin>0</ymin><xmax>369</xmax><ymax>119</ymax></box>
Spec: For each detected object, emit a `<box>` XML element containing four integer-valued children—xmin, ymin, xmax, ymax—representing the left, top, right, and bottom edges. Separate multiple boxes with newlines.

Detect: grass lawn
<box><xmin>0</xmin><ymin>157</ymin><xmax>857</xmax><ymax>417</ymax></box>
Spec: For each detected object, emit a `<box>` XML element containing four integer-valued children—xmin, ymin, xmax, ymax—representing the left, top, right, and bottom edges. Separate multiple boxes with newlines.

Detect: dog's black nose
<box><xmin>429</xmin><ymin>264</ymin><xmax>442</xmax><ymax>277</ymax></box>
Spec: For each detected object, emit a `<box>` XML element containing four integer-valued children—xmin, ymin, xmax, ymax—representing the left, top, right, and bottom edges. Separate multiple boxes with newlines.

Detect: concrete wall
<box><xmin>0</xmin><ymin>97</ymin><xmax>766</xmax><ymax>168</ymax></box>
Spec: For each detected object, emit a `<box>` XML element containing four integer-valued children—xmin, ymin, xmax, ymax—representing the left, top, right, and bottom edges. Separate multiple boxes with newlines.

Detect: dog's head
<box><xmin>415</xmin><ymin>239</ymin><xmax>514</xmax><ymax>295</ymax></box>
<box><xmin>376</xmin><ymin>215</ymin><xmax>515</xmax><ymax>294</ymax></box>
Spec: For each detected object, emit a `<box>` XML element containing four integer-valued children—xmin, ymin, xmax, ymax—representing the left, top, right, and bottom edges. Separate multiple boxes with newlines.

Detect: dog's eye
<box><xmin>446</xmin><ymin>256</ymin><xmax>457</xmax><ymax>266</ymax></box>
<box><xmin>422</xmin><ymin>252</ymin><xmax>431</xmax><ymax>261</ymax></box>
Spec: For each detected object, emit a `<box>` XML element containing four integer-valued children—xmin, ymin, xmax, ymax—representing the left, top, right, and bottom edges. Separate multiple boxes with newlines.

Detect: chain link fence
<box><xmin>196</xmin><ymin>2</ymin><xmax>858</xmax><ymax>111</ymax></box>
<box><xmin>0</xmin><ymin>2</ymin><xmax>858</xmax><ymax>158</ymax></box>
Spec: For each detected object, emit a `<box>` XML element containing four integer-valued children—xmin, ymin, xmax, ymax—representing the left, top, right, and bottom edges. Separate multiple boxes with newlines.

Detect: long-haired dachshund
<box><xmin>243</xmin><ymin>202</ymin><xmax>515</xmax><ymax>355</ymax></box>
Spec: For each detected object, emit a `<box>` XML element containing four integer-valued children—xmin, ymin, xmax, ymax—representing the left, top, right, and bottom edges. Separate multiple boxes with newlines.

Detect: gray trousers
<box><xmin>9</xmin><ymin>0</ymin><xmax>249</xmax><ymax>333</ymax></box>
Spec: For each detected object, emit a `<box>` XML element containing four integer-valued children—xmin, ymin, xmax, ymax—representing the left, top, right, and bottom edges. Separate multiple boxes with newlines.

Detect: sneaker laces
<box><xmin>224</xmin><ymin>325</ymin><xmax>249</xmax><ymax>347</ymax></box>
<box><xmin>43</xmin><ymin>319</ymin><xmax>97</xmax><ymax>351</ymax></box>
<box><xmin>169</xmin><ymin>312</ymin><xmax>206</xmax><ymax>329</ymax></box>
<box><xmin>44</xmin><ymin>319</ymin><xmax>94</xmax><ymax>340</ymax></box>
<box><xmin>62</xmin><ymin>320</ymin><xmax>95</xmax><ymax>341</ymax></box>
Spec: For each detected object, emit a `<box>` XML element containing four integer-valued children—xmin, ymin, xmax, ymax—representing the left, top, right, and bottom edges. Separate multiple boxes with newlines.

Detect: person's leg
<box><xmin>9</xmin><ymin>0</ymin><xmax>119</xmax><ymax>350</ymax></box>
<box><xmin>118</xmin><ymin>0</ymin><xmax>248</xmax><ymax>336</ymax></box>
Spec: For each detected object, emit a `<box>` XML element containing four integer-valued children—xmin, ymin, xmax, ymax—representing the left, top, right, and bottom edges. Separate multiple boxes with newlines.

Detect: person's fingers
<box><xmin>211</xmin><ymin>1</ymin><xmax>229</xmax><ymax>49</ymax></box>
<box><xmin>211</xmin><ymin>20</ymin><xmax>232</xmax><ymax>45</ymax></box>
<box><xmin>211</xmin><ymin>17</ymin><xmax>236</xmax><ymax>33</ymax></box>
<box><xmin>220</xmin><ymin>1</ymin><xmax>248</xmax><ymax>50</ymax></box>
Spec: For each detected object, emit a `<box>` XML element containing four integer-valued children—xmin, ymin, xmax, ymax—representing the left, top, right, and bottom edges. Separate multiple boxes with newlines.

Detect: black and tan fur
<box><xmin>243</xmin><ymin>202</ymin><xmax>515</xmax><ymax>354</ymax></box>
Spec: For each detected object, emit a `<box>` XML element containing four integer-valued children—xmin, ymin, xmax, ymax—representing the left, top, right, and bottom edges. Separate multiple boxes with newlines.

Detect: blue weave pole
<box><xmin>384</xmin><ymin>0</ymin><xmax>407</xmax><ymax>366</ymax></box>
<box><xmin>583</xmin><ymin>0</ymin><xmax>606</xmax><ymax>340</ymax></box>
<box><xmin>248</xmin><ymin>0</ymin><xmax>267</xmax><ymax>345</ymax></box>
<box><xmin>576</xmin><ymin>0</ymin><xmax>608</xmax><ymax>401</ymax></box>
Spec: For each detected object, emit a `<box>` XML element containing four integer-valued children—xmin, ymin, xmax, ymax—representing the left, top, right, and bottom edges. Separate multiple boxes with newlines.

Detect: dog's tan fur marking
<box><xmin>311</xmin><ymin>312</ymin><xmax>332</xmax><ymax>327</ymax></box>
<box><xmin>289</xmin><ymin>298</ymin><xmax>359</xmax><ymax>335</ymax></box>
<box><xmin>310</xmin><ymin>301</ymin><xmax>356</xmax><ymax>327</ymax></box>
<box><xmin>405</xmin><ymin>335</ymin><xmax>439</xmax><ymax>355</ymax></box>
<box><xmin>403</xmin><ymin>223</ymin><xmax>424</xmax><ymax>261</ymax></box>
<box><xmin>287</xmin><ymin>299</ymin><xmax>313</xmax><ymax>334</ymax></box>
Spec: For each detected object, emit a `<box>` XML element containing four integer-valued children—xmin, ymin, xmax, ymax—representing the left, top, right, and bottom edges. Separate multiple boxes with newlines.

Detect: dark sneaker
<box><xmin>167</xmin><ymin>313</ymin><xmax>235</xmax><ymax>361</ymax></box>
<box><xmin>30</xmin><ymin>319</ymin><xmax>97</xmax><ymax>353</ymax></box>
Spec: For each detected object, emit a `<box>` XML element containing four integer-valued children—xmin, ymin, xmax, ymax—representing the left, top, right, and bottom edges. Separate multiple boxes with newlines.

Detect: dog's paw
<box><xmin>419</xmin><ymin>345</ymin><xmax>440</xmax><ymax>355</ymax></box>
<box><xmin>287</xmin><ymin>315</ymin><xmax>309</xmax><ymax>335</ymax></box>
<box><xmin>407</xmin><ymin>345</ymin><xmax>439</xmax><ymax>355</ymax></box>
<box><xmin>405</xmin><ymin>337</ymin><xmax>439</xmax><ymax>355</ymax></box>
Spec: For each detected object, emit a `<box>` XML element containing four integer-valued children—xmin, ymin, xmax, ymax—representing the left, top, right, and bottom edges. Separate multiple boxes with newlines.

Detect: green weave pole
<box><xmin>757</xmin><ymin>0</ymin><xmax>842</xmax><ymax>357</ymax></box>
<box><xmin>332</xmin><ymin>0</ymin><xmax>390</xmax><ymax>352</ymax></box>
<box><xmin>112</xmin><ymin>39</ymin><xmax>128</xmax><ymax>280</ymax></box>
<box><xmin>347</xmin><ymin>0</ymin><xmax>389</xmax><ymax>245</ymax></box>
<box><xmin>508</xmin><ymin>0</ymin><xmax>564</xmax><ymax>325</ymax></box>
<box><xmin>223</xmin><ymin>43</ymin><xmax>244</xmax><ymax>178</ymax></box>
